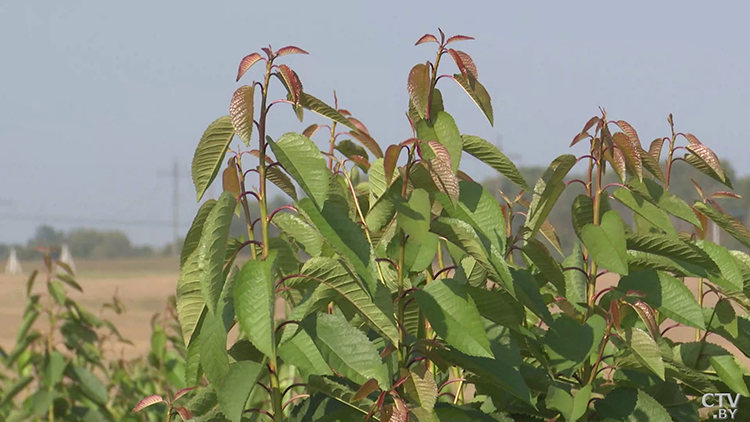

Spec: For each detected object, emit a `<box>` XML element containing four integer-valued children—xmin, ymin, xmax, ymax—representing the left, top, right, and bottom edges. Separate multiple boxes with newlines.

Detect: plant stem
<box><xmin>587</xmin><ymin>132</ymin><xmax>605</xmax><ymax>310</ymax></box>
<box><xmin>259</xmin><ymin>59</ymin><xmax>283</xmax><ymax>422</ymax></box>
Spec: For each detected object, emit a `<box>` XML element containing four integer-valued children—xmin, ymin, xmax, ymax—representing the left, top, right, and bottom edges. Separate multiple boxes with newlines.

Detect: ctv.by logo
<box><xmin>702</xmin><ymin>393</ymin><xmax>740</xmax><ymax>420</ymax></box>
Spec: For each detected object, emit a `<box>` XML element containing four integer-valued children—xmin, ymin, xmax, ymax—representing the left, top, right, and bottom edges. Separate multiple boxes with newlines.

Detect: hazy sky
<box><xmin>1</xmin><ymin>1</ymin><xmax>748</xmax><ymax>246</ymax></box>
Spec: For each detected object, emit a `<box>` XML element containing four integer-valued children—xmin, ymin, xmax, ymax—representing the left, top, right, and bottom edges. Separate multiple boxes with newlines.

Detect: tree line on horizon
<box><xmin>2</xmin><ymin>158</ymin><xmax>748</xmax><ymax>262</ymax></box>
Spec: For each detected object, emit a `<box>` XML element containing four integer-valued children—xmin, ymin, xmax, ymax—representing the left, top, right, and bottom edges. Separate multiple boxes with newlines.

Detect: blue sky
<box><xmin>1</xmin><ymin>1</ymin><xmax>748</xmax><ymax>246</ymax></box>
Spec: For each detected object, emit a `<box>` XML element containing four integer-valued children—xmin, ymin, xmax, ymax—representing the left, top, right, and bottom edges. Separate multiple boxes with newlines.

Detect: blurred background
<box><xmin>1</xmin><ymin>1</ymin><xmax>749</xmax><ymax>354</ymax></box>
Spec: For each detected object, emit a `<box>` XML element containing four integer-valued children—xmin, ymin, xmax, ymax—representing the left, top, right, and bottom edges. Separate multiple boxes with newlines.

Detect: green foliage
<box><xmin>9</xmin><ymin>30</ymin><xmax>750</xmax><ymax>422</ymax></box>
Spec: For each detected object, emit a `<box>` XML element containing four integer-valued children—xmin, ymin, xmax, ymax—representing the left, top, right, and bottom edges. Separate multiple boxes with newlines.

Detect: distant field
<box><xmin>1</xmin><ymin>258</ymin><xmax>748</xmax><ymax>368</ymax></box>
<box><xmin>0</xmin><ymin>257</ymin><xmax>181</xmax><ymax>359</ymax></box>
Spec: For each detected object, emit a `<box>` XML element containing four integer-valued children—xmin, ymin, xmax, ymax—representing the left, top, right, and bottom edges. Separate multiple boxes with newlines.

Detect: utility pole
<box><xmin>158</xmin><ymin>158</ymin><xmax>191</xmax><ymax>256</ymax></box>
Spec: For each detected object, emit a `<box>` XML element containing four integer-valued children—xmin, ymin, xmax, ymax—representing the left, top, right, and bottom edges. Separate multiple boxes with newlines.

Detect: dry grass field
<box><xmin>0</xmin><ymin>257</ymin><xmax>180</xmax><ymax>359</ymax></box>
<box><xmin>1</xmin><ymin>257</ymin><xmax>747</xmax><ymax>368</ymax></box>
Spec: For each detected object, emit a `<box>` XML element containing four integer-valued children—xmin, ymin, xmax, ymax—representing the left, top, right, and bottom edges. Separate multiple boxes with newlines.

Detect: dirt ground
<box><xmin>0</xmin><ymin>258</ymin><xmax>747</xmax><ymax>368</ymax></box>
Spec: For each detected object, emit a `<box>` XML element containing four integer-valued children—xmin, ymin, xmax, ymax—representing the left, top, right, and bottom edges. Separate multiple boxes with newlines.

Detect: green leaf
<box><xmin>710</xmin><ymin>354</ymin><xmax>750</xmax><ymax>397</ymax></box>
<box><xmin>298</xmin><ymin>198</ymin><xmax>378</xmax><ymax>295</ymax></box>
<box><xmin>461</xmin><ymin>135</ymin><xmax>527</xmax><ymax>190</ymax></box>
<box><xmin>545</xmin><ymin>386</ymin><xmax>573</xmax><ymax>421</ymax></box>
<box><xmin>466</xmin><ymin>286</ymin><xmax>524</xmax><ymax>331</ymax></box>
<box><xmin>562</xmin><ymin>242</ymin><xmax>587</xmax><ymax>306</ymax></box>
<box><xmin>625</xmin><ymin>328</ymin><xmax>665</xmax><ymax>380</ymax></box>
<box><xmin>278</xmin><ymin>326</ymin><xmax>332</xmax><ymax>381</ymax></box>
<box><xmin>197</xmin><ymin>192</ymin><xmax>235</xmax><ymax>315</ymax></box>
<box><xmin>595</xmin><ymin>387</ymin><xmax>671</xmax><ymax>421</ymax></box>
<box><xmin>417</xmin><ymin>112</ymin><xmax>462</xmax><ymax>172</ymax></box>
<box><xmin>198</xmin><ymin>310</ymin><xmax>230</xmax><ymax>385</ymax></box>
<box><xmin>694</xmin><ymin>240</ymin><xmax>744</xmax><ymax>292</ymax></box>
<box><xmin>368</xmin><ymin>158</ymin><xmax>393</xmax><ymax>203</ymax></box>
<box><xmin>234</xmin><ymin>254</ymin><xmax>276</xmax><ymax>359</ymax></box>
<box><xmin>298</xmin><ymin>92</ymin><xmax>358</xmax><ymax>131</ymax></box>
<box><xmin>522</xmin><ymin>238</ymin><xmax>564</xmax><ymax>292</ymax></box>
<box><xmin>272</xmin><ymin>212</ymin><xmax>323</xmax><ymax>257</ymax></box>
<box><xmin>404</xmin><ymin>233</ymin><xmax>439</xmax><ymax>273</ymax></box>
<box><xmin>216</xmin><ymin>360</ymin><xmax>264</xmax><ymax>422</ymax></box>
<box><xmin>336</xmin><ymin>139</ymin><xmax>369</xmax><ymax>161</ymax></box>
<box><xmin>613</xmin><ymin>188</ymin><xmax>676</xmax><ymax>236</ymax></box>
<box><xmin>715</xmin><ymin>298</ymin><xmax>739</xmax><ymax>338</ymax></box>
<box><xmin>301</xmin><ymin>313</ymin><xmax>389</xmax><ymax>388</ymax></box>
<box><xmin>48</xmin><ymin>280</ymin><xmax>66</xmax><ymax>305</ymax></box>
<box><xmin>408</xmin><ymin>63</ymin><xmax>431</xmax><ymax>120</ymax></box>
<box><xmin>192</xmin><ymin>116</ymin><xmax>234</xmax><ymax>201</ymax></box>
<box><xmin>423</xmin><ymin>141</ymin><xmax>459</xmax><ymax>202</ymax></box>
<box><xmin>0</xmin><ymin>375</ymin><xmax>33</xmax><ymax>407</ymax></box>
<box><xmin>397</xmin><ymin>189</ymin><xmax>431</xmax><ymax>243</ymax></box>
<box><xmin>544</xmin><ymin>314</ymin><xmax>606</xmax><ymax>376</ymax></box>
<box><xmin>177</xmin><ymin>249</ymin><xmax>206</xmax><ymax>346</ymax></box>
<box><xmin>452</xmin><ymin>73</ymin><xmax>493</xmax><ymax>125</ymax></box>
<box><xmin>69</xmin><ymin>365</ymin><xmax>108</xmax><ymax>406</ymax></box>
<box><xmin>436</xmin><ymin>348</ymin><xmax>532</xmax><ymax>404</ymax></box>
<box><xmin>438</xmin><ymin>181</ymin><xmax>506</xmax><ymax>255</ymax></box>
<box><xmin>401</xmin><ymin>366</ymin><xmax>438</xmax><ymax>410</ymax></box>
<box><xmin>525</xmin><ymin>155</ymin><xmax>576</xmax><ymax>240</ymax></box>
<box><xmin>295</xmin><ymin>257</ymin><xmax>398</xmax><ymax>346</ymax></box>
<box><xmin>266</xmin><ymin>164</ymin><xmax>298</xmax><ymax>201</ymax></box>
<box><xmin>415</xmin><ymin>279</ymin><xmax>494</xmax><ymax>358</ymax></box>
<box><xmin>618</xmin><ymin>270</ymin><xmax>705</xmax><ymax>329</ymax></box>
<box><xmin>581</xmin><ymin>211</ymin><xmax>629</xmax><ymax>275</ymax></box>
<box><xmin>180</xmin><ymin>200</ymin><xmax>216</xmax><ymax>268</ymax></box>
<box><xmin>306</xmin><ymin>376</ymin><xmax>378</xmax><ymax>418</ymax></box>
<box><xmin>43</xmin><ymin>351</ymin><xmax>66</xmax><ymax>389</ymax></box>
<box><xmin>269</xmin><ymin>132</ymin><xmax>329</xmax><ymax>207</ymax></box>
<box><xmin>638</xmin><ymin>179</ymin><xmax>701</xmax><ymax>227</ymax></box>
<box><xmin>229</xmin><ymin>85</ymin><xmax>254</xmax><ymax>147</ymax></box>
<box><xmin>694</xmin><ymin>201</ymin><xmax>750</xmax><ymax>249</ymax></box>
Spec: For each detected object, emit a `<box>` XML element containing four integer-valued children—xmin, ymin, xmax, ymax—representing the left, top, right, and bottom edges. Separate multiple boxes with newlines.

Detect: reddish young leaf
<box><xmin>222</xmin><ymin>162</ymin><xmax>241</xmax><ymax>198</ymax></box>
<box><xmin>302</xmin><ymin>124</ymin><xmax>320</xmax><ymax>138</ymax></box>
<box><xmin>457</xmin><ymin>170</ymin><xmax>474</xmax><ymax>182</ymax></box>
<box><xmin>132</xmin><ymin>395</ymin><xmax>165</xmax><ymax>413</ymax></box>
<box><xmin>569</xmin><ymin>131</ymin><xmax>591</xmax><ymax>147</ymax></box>
<box><xmin>381</xmin><ymin>396</ymin><xmax>409</xmax><ymax>422</ymax></box>
<box><xmin>338</xmin><ymin>108</ymin><xmax>352</xmax><ymax>116</ymax></box>
<box><xmin>581</xmin><ymin>116</ymin><xmax>600</xmax><ymax>134</ymax></box>
<box><xmin>447</xmin><ymin>49</ymin><xmax>469</xmax><ymax>78</ymax></box>
<box><xmin>445</xmin><ymin>34</ymin><xmax>475</xmax><ymax>45</ymax></box>
<box><xmin>278</xmin><ymin>64</ymin><xmax>302</xmax><ymax>105</ymax></box>
<box><xmin>612</xmin><ymin>132</ymin><xmax>643</xmax><ymax>180</ymax></box>
<box><xmin>686</xmin><ymin>141</ymin><xmax>726</xmax><ymax>182</ymax></box>
<box><xmin>407</xmin><ymin>63</ymin><xmax>431</xmax><ymax>120</ymax></box>
<box><xmin>615</xmin><ymin>120</ymin><xmax>642</xmax><ymax>148</ymax></box>
<box><xmin>261</xmin><ymin>46</ymin><xmax>273</xmax><ymax>57</ymax></box>
<box><xmin>351</xmin><ymin>378</ymin><xmax>380</xmax><ymax>402</ymax></box>
<box><xmin>173</xmin><ymin>387</ymin><xmax>196</xmax><ymax>402</ymax></box>
<box><xmin>648</xmin><ymin>138</ymin><xmax>665</xmax><ymax>161</ymax></box>
<box><xmin>683</xmin><ymin>133</ymin><xmax>702</xmax><ymax>145</ymax></box>
<box><xmin>349</xmin><ymin>155</ymin><xmax>371</xmax><ymax>171</ymax></box>
<box><xmin>426</xmin><ymin>141</ymin><xmax>459</xmax><ymax>202</ymax></box>
<box><xmin>712</xmin><ymin>191</ymin><xmax>742</xmax><ymax>200</ymax></box>
<box><xmin>275</xmin><ymin>45</ymin><xmax>309</xmax><ymax>57</ymax></box>
<box><xmin>415</xmin><ymin>34</ymin><xmax>439</xmax><ymax>45</ymax></box>
<box><xmin>690</xmin><ymin>179</ymin><xmax>705</xmax><ymax>199</ymax></box>
<box><xmin>229</xmin><ymin>85</ymin><xmax>255</xmax><ymax>146</ymax></box>
<box><xmin>707</xmin><ymin>198</ymin><xmax>725</xmax><ymax>213</ymax></box>
<box><xmin>350</xmin><ymin>130</ymin><xmax>384</xmax><ymax>158</ymax></box>
<box><xmin>174</xmin><ymin>407</ymin><xmax>193</xmax><ymax>421</ymax></box>
<box><xmin>384</xmin><ymin>144</ymin><xmax>401</xmax><ymax>184</ymax></box>
<box><xmin>610</xmin><ymin>300</ymin><xmax>622</xmax><ymax>333</ymax></box>
<box><xmin>347</xmin><ymin>117</ymin><xmax>371</xmax><ymax>136</ymax></box>
<box><xmin>249</xmin><ymin>149</ymin><xmax>274</xmax><ymax>165</ymax></box>
<box><xmin>627</xmin><ymin>300</ymin><xmax>659</xmax><ymax>340</ymax></box>
<box><xmin>236</xmin><ymin>53</ymin><xmax>262</xmax><ymax>82</ymax></box>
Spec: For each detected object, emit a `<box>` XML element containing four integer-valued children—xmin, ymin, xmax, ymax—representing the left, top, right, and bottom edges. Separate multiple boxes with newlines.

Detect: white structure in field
<box><xmin>58</xmin><ymin>244</ymin><xmax>76</xmax><ymax>274</ymax></box>
<box><xmin>4</xmin><ymin>249</ymin><xmax>23</xmax><ymax>275</ymax></box>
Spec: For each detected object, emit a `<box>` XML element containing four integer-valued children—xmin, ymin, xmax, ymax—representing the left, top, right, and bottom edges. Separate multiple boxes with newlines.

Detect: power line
<box><xmin>158</xmin><ymin>159</ymin><xmax>193</xmax><ymax>254</ymax></box>
<box><xmin>0</xmin><ymin>213</ymin><xmax>190</xmax><ymax>229</ymax></box>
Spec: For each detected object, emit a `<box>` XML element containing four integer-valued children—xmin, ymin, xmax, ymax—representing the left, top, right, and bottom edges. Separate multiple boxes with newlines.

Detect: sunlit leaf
<box><xmin>275</xmin><ymin>45</ymin><xmax>309</xmax><ymax>57</ymax></box>
<box><xmin>452</xmin><ymin>74</ymin><xmax>493</xmax><ymax>126</ymax></box>
<box><xmin>236</xmin><ymin>53</ymin><xmax>262</xmax><ymax>82</ymax></box>
<box><xmin>408</xmin><ymin>64</ymin><xmax>431</xmax><ymax>120</ymax></box>
<box><xmin>229</xmin><ymin>85</ymin><xmax>254</xmax><ymax>147</ymax></box>
<box><xmin>192</xmin><ymin>116</ymin><xmax>235</xmax><ymax>201</ymax></box>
